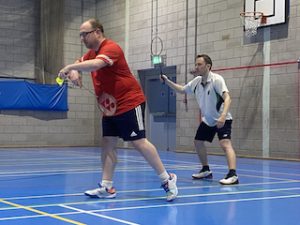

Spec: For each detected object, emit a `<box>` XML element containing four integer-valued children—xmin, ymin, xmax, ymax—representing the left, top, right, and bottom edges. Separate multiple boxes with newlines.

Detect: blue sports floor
<box><xmin>0</xmin><ymin>147</ymin><xmax>300</xmax><ymax>225</ymax></box>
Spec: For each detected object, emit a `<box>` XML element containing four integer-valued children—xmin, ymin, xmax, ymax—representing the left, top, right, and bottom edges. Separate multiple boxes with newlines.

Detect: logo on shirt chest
<box><xmin>97</xmin><ymin>92</ymin><xmax>117</xmax><ymax>116</ymax></box>
<box><xmin>198</xmin><ymin>85</ymin><xmax>211</xmax><ymax>96</ymax></box>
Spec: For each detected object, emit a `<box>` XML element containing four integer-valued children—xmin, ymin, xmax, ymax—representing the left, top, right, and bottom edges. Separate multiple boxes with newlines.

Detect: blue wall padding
<box><xmin>0</xmin><ymin>81</ymin><xmax>68</xmax><ymax>111</ymax></box>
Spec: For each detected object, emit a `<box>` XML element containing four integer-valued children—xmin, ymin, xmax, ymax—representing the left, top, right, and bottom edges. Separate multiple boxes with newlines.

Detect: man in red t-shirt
<box><xmin>58</xmin><ymin>18</ymin><xmax>177</xmax><ymax>201</ymax></box>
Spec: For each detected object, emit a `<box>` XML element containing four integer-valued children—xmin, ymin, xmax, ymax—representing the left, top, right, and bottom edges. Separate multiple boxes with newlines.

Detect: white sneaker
<box><xmin>84</xmin><ymin>183</ymin><xmax>116</xmax><ymax>198</ymax></box>
<box><xmin>192</xmin><ymin>169</ymin><xmax>213</xmax><ymax>179</ymax></box>
<box><xmin>161</xmin><ymin>173</ymin><xmax>178</xmax><ymax>202</ymax></box>
<box><xmin>219</xmin><ymin>174</ymin><xmax>239</xmax><ymax>185</ymax></box>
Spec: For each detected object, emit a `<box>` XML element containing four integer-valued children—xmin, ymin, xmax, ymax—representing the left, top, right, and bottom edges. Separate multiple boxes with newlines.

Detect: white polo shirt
<box><xmin>183</xmin><ymin>71</ymin><xmax>232</xmax><ymax>127</ymax></box>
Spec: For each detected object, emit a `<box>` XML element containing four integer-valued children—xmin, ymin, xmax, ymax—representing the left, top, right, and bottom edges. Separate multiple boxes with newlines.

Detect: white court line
<box><xmin>0</xmin><ymin>164</ymin><xmax>207</xmax><ymax>177</ymax></box>
<box><xmin>0</xmin><ymin>156</ymin><xmax>99</xmax><ymax>161</ymax></box>
<box><xmin>1</xmin><ymin>166</ymin><xmax>297</xmax><ymax>184</ymax></box>
<box><xmin>0</xmin><ymin>156</ymin><xmax>147</xmax><ymax>167</ymax></box>
<box><xmin>2</xmin><ymin>179</ymin><xmax>300</xmax><ymax>201</ymax></box>
<box><xmin>60</xmin><ymin>204</ymin><xmax>140</xmax><ymax>225</ymax></box>
<box><xmin>0</xmin><ymin>153</ymin><xmax>212</xmax><ymax>167</ymax></box>
<box><xmin>1</xmin><ymin>151</ymin><xmax>298</xmax><ymax>178</ymax></box>
<box><xmin>0</xmin><ymin>164</ymin><xmax>162</xmax><ymax>176</ymax></box>
<box><xmin>1</xmin><ymin>185</ymin><xmax>300</xmax><ymax>212</ymax></box>
<box><xmin>2</xmin><ymin>161</ymin><xmax>298</xmax><ymax>179</ymax></box>
<box><xmin>1</xmin><ymin>193</ymin><xmax>300</xmax><ymax>222</ymax></box>
<box><xmin>220</xmin><ymin>167</ymin><xmax>300</xmax><ymax>178</ymax></box>
<box><xmin>0</xmin><ymin>157</ymin><xmax>150</xmax><ymax>170</ymax></box>
<box><xmin>70</xmin><ymin>193</ymin><xmax>300</xmax><ymax>214</ymax></box>
<box><xmin>223</xmin><ymin>171</ymin><xmax>299</xmax><ymax>181</ymax></box>
<box><xmin>0</xmin><ymin>148</ymin><xmax>298</xmax><ymax>167</ymax></box>
<box><xmin>1</xmin><ymin>153</ymin><xmax>299</xmax><ymax>178</ymax></box>
<box><xmin>0</xmin><ymin>161</ymin><xmax>101</xmax><ymax>167</ymax></box>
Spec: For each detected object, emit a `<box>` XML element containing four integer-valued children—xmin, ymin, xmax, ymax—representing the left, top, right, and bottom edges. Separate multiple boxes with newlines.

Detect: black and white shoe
<box><xmin>219</xmin><ymin>173</ymin><xmax>239</xmax><ymax>185</ymax></box>
<box><xmin>192</xmin><ymin>169</ymin><xmax>213</xmax><ymax>179</ymax></box>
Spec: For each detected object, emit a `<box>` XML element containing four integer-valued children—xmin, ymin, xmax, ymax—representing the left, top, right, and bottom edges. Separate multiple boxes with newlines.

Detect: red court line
<box><xmin>213</xmin><ymin>60</ymin><xmax>298</xmax><ymax>72</ymax></box>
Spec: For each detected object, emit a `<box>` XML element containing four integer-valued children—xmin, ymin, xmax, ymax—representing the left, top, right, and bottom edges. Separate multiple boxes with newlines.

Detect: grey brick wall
<box><xmin>0</xmin><ymin>0</ymin><xmax>39</xmax><ymax>79</ymax></box>
<box><xmin>0</xmin><ymin>0</ymin><xmax>299</xmax><ymax>159</ymax></box>
<box><xmin>0</xmin><ymin>0</ymin><xmax>98</xmax><ymax>147</ymax></box>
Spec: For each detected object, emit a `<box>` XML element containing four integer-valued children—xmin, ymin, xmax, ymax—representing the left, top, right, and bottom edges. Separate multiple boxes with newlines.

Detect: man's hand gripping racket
<box><xmin>160</xmin><ymin>74</ymin><xmax>169</xmax><ymax>83</ymax></box>
<box><xmin>57</xmin><ymin>69</ymin><xmax>82</xmax><ymax>88</ymax></box>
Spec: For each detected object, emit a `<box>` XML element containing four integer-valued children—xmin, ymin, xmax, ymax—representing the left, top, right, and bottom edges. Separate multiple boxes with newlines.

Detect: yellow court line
<box><xmin>0</xmin><ymin>199</ymin><xmax>86</xmax><ymax>225</ymax></box>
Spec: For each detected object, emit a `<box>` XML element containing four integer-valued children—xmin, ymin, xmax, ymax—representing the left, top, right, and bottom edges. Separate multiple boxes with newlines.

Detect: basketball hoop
<box><xmin>240</xmin><ymin>12</ymin><xmax>267</xmax><ymax>37</ymax></box>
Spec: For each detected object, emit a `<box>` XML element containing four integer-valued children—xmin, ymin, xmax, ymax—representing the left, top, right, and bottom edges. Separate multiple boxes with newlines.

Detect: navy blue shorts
<box><xmin>195</xmin><ymin>120</ymin><xmax>232</xmax><ymax>143</ymax></box>
<box><xmin>102</xmin><ymin>103</ymin><xmax>146</xmax><ymax>141</ymax></box>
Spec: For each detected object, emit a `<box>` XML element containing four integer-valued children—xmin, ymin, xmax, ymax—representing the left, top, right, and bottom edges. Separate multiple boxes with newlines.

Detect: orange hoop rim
<box><xmin>240</xmin><ymin>11</ymin><xmax>267</xmax><ymax>24</ymax></box>
<box><xmin>240</xmin><ymin>11</ymin><xmax>264</xmax><ymax>17</ymax></box>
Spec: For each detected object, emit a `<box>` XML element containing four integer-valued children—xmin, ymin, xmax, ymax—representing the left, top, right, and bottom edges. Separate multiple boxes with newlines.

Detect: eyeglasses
<box><xmin>79</xmin><ymin>30</ymin><xmax>96</xmax><ymax>38</ymax></box>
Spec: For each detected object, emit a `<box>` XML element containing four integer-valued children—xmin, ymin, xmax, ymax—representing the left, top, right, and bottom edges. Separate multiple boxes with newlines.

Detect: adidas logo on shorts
<box><xmin>130</xmin><ymin>131</ymin><xmax>137</xmax><ymax>137</ymax></box>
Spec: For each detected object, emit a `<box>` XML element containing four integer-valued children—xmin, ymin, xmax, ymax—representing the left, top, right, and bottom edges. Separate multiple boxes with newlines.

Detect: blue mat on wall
<box><xmin>0</xmin><ymin>80</ymin><xmax>68</xmax><ymax>111</ymax></box>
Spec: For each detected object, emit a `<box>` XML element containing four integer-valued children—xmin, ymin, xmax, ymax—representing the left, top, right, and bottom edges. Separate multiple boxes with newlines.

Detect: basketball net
<box><xmin>240</xmin><ymin>12</ymin><xmax>266</xmax><ymax>37</ymax></box>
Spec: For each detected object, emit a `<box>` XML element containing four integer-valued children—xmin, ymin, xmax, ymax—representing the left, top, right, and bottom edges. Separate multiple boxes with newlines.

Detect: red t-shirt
<box><xmin>80</xmin><ymin>39</ymin><xmax>145</xmax><ymax>116</ymax></box>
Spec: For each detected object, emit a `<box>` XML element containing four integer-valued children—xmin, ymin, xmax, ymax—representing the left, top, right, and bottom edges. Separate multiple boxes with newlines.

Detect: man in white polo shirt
<box><xmin>161</xmin><ymin>54</ymin><xmax>238</xmax><ymax>185</ymax></box>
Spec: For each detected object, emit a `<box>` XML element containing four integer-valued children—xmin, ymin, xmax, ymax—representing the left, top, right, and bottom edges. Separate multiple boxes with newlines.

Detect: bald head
<box><xmin>79</xmin><ymin>18</ymin><xmax>105</xmax><ymax>50</ymax></box>
<box><xmin>81</xmin><ymin>19</ymin><xmax>104</xmax><ymax>33</ymax></box>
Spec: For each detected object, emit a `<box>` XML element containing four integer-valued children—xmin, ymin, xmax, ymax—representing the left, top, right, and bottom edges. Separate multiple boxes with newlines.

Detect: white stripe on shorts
<box><xmin>135</xmin><ymin>105</ymin><xmax>144</xmax><ymax>131</ymax></box>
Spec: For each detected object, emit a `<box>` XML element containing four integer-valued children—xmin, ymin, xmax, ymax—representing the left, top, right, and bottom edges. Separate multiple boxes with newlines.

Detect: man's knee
<box><xmin>194</xmin><ymin>139</ymin><xmax>205</xmax><ymax>148</ymax></box>
<box><xmin>219</xmin><ymin>139</ymin><xmax>233</xmax><ymax>151</ymax></box>
<box><xmin>131</xmin><ymin>138</ymin><xmax>148</xmax><ymax>149</ymax></box>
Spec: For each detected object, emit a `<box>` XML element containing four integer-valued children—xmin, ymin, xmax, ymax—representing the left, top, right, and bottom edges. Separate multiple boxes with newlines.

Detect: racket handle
<box><xmin>160</xmin><ymin>74</ymin><xmax>170</xmax><ymax>84</ymax></box>
<box><xmin>160</xmin><ymin>75</ymin><xmax>166</xmax><ymax>84</ymax></box>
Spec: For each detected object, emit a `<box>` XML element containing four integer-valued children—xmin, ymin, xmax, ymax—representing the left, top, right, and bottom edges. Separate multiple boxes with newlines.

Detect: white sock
<box><xmin>101</xmin><ymin>180</ymin><xmax>113</xmax><ymax>189</ymax></box>
<box><xmin>159</xmin><ymin>171</ymin><xmax>170</xmax><ymax>183</ymax></box>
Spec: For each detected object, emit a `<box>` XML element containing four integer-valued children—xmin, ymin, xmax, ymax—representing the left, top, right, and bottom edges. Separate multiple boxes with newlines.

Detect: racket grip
<box><xmin>160</xmin><ymin>75</ymin><xmax>165</xmax><ymax>84</ymax></box>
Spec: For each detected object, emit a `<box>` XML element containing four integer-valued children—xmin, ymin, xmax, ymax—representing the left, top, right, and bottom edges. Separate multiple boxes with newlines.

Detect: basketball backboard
<box><xmin>244</xmin><ymin>0</ymin><xmax>288</xmax><ymax>27</ymax></box>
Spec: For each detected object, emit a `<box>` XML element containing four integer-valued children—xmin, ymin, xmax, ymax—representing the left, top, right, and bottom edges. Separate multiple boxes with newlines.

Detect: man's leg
<box><xmin>219</xmin><ymin>139</ymin><xmax>239</xmax><ymax>185</ymax></box>
<box><xmin>192</xmin><ymin>122</ymin><xmax>216</xmax><ymax>179</ymax></box>
<box><xmin>194</xmin><ymin>140</ymin><xmax>208</xmax><ymax>166</ymax></box>
<box><xmin>84</xmin><ymin>136</ymin><xmax>118</xmax><ymax>198</ymax></box>
<box><xmin>131</xmin><ymin>138</ymin><xmax>165</xmax><ymax>175</ymax></box>
<box><xmin>101</xmin><ymin>136</ymin><xmax>118</xmax><ymax>181</ymax></box>
<box><xmin>219</xmin><ymin>139</ymin><xmax>236</xmax><ymax>170</ymax></box>
<box><xmin>131</xmin><ymin>138</ymin><xmax>178</xmax><ymax>201</ymax></box>
<box><xmin>192</xmin><ymin>140</ymin><xmax>212</xmax><ymax>179</ymax></box>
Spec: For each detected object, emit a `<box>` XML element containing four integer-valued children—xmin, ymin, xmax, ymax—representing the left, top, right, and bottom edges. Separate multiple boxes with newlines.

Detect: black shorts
<box><xmin>195</xmin><ymin>120</ymin><xmax>232</xmax><ymax>143</ymax></box>
<box><xmin>102</xmin><ymin>103</ymin><xmax>146</xmax><ymax>141</ymax></box>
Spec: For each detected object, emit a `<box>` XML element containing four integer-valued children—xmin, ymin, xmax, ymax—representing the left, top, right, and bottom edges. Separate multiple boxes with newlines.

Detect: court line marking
<box><xmin>65</xmin><ymin>186</ymin><xmax>300</xmax><ymax>208</ymax></box>
<box><xmin>1</xmin><ymin>185</ymin><xmax>300</xmax><ymax>212</ymax></box>
<box><xmin>60</xmin><ymin>204</ymin><xmax>140</xmax><ymax>225</ymax></box>
<box><xmin>0</xmin><ymin>199</ymin><xmax>86</xmax><ymax>225</ymax></box>
<box><xmin>0</xmin><ymin>164</ymin><xmax>223</xmax><ymax>177</ymax></box>
<box><xmin>0</xmin><ymin>149</ymin><xmax>298</xmax><ymax>171</ymax></box>
<box><xmin>2</xmin><ymin>179</ymin><xmax>300</xmax><ymax>202</ymax></box>
<box><xmin>1</xmin><ymin>151</ymin><xmax>298</xmax><ymax>169</ymax></box>
<box><xmin>1</xmin><ymin>163</ymin><xmax>299</xmax><ymax>180</ymax></box>
<box><xmin>0</xmin><ymin>152</ymin><xmax>299</xmax><ymax>176</ymax></box>
<box><xmin>68</xmin><ymin>193</ymin><xmax>300</xmax><ymax>213</ymax></box>
<box><xmin>1</xmin><ymin>193</ymin><xmax>300</xmax><ymax>222</ymax></box>
<box><xmin>0</xmin><ymin>148</ymin><xmax>299</xmax><ymax>167</ymax></box>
